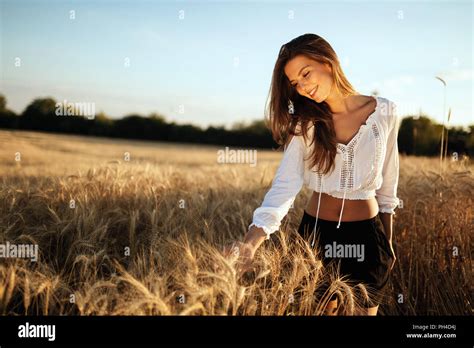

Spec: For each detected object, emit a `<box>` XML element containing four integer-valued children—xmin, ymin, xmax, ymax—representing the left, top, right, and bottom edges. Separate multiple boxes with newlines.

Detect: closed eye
<box><xmin>291</xmin><ymin>71</ymin><xmax>310</xmax><ymax>87</ymax></box>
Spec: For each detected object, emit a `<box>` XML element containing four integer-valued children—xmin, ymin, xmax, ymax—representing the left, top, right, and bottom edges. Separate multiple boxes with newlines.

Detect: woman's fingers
<box><xmin>223</xmin><ymin>242</ymin><xmax>240</xmax><ymax>258</ymax></box>
<box><xmin>388</xmin><ymin>243</ymin><xmax>396</xmax><ymax>270</ymax></box>
<box><xmin>222</xmin><ymin>241</ymin><xmax>256</xmax><ymax>276</ymax></box>
<box><xmin>237</xmin><ymin>244</ymin><xmax>257</xmax><ymax>276</ymax></box>
<box><xmin>390</xmin><ymin>254</ymin><xmax>397</xmax><ymax>270</ymax></box>
<box><xmin>236</xmin><ymin>258</ymin><xmax>254</xmax><ymax>276</ymax></box>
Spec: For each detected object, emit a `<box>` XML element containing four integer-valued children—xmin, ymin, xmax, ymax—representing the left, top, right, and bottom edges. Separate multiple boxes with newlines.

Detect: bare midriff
<box><xmin>305</xmin><ymin>191</ymin><xmax>379</xmax><ymax>221</ymax></box>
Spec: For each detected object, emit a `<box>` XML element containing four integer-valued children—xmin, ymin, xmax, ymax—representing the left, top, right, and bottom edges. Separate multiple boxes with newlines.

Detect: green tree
<box><xmin>20</xmin><ymin>97</ymin><xmax>58</xmax><ymax>131</ymax></box>
<box><xmin>0</xmin><ymin>94</ymin><xmax>18</xmax><ymax>128</ymax></box>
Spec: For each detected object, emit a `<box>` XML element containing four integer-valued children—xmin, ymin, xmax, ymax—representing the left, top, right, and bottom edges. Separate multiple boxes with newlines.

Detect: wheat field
<box><xmin>0</xmin><ymin>129</ymin><xmax>472</xmax><ymax>316</ymax></box>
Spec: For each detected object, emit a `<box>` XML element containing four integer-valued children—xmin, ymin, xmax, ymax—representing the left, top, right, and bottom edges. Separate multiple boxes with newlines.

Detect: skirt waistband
<box><xmin>302</xmin><ymin>210</ymin><xmax>377</xmax><ymax>227</ymax></box>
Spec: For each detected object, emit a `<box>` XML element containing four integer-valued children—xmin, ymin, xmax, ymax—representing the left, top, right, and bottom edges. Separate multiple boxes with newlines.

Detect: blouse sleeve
<box><xmin>248</xmin><ymin>133</ymin><xmax>306</xmax><ymax>240</ymax></box>
<box><xmin>375</xmin><ymin>102</ymin><xmax>401</xmax><ymax>214</ymax></box>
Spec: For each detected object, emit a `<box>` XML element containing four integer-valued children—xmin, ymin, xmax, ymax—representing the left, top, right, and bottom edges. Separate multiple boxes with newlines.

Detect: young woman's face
<box><xmin>284</xmin><ymin>54</ymin><xmax>333</xmax><ymax>103</ymax></box>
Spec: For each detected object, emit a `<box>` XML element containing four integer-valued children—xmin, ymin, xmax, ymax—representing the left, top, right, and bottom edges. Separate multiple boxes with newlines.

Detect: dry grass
<box><xmin>0</xmin><ymin>130</ymin><xmax>472</xmax><ymax>315</ymax></box>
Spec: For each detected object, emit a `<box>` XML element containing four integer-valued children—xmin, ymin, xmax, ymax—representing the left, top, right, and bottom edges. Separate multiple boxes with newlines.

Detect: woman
<box><xmin>225</xmin><ymin>33</ymin><xmax>400</xmax><ymax>316</ymax></box>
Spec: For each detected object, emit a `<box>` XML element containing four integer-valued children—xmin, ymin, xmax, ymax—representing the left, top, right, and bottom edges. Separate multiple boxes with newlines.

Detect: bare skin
<box><xmin>225</xmin><ymin>54</ymin><xmax>396</xmax><ymax>316</ymax></box>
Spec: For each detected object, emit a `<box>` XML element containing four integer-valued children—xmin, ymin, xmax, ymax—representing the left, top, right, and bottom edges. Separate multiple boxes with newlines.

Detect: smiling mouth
<box><xmin>309</xmin><ymin>86</ymin><xmax>318</xmax><ymax>97</ymax></box>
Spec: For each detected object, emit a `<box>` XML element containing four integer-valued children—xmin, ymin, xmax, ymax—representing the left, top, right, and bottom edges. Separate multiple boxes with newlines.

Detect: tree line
<box><xmin>0</xmin><ymin>94</ymin><xmax>472</xmax><ymax>156</ymax></box>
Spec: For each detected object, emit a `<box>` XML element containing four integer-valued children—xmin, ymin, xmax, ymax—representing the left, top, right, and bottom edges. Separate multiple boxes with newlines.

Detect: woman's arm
<box><xmin>243</xmin><ymin>225</ymin><xmax>268</xmax><ymax>250</ymax></box>
<box><xmin>224</xmin><ymin>133</ymin><xmax>306</xmax><ymax>272</ymax></box>
<box><xmin>238</xmin><ymin>131</ymin><xmax>307</xmax><ymax>252</ymax></box>
<box><xmin>375</xmin><ymin>101</ymin><xmax>401</xmax><ymax>270</ymax></box>
<box><xmin>375</xmin><ymin>101</ymin><xmax>401</xmax><ymax>223</ymax></box>
<box><xmin>247</xmin><ymin>132</ymin><xmax>306</xmax><ymax>242</ymax></box>
<box><xmin>378</xmin><ymin>212</ymin><xmax>393</xmax><ymax>242</ymax></box>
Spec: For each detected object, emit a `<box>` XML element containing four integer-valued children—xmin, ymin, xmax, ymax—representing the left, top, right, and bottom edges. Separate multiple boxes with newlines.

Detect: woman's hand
<box><xmin>378</xmin><ymin>213</ymin><xmax>396</xmax><ymax>271</ymax></box>
<box><xmin>222</xmin><ymin>241</ymin><xmax>257</xmax><ymax>276</ymax></box>
<box><xmin>222</xmin><ymin>226</ymin><xmax>267</xmax><ymax>276</ymax></box>
<box><xmin>388</xmin><ymin>240</ymin><xmax>396</xmax><ymax>271</ymax></box>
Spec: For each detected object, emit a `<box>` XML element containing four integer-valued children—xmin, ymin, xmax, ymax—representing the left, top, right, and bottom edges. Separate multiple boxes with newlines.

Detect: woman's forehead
<box><xmin>285</xmin><ymin>55</ymin><xmax>314</xmax><ymax>80</ymax></box>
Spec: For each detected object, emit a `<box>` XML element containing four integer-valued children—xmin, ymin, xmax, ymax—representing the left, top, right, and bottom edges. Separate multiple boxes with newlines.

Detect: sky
<box><xmin>1</xmin><ymin>0</ymin><xmax>473</xmax><ymax>129</ymax></box>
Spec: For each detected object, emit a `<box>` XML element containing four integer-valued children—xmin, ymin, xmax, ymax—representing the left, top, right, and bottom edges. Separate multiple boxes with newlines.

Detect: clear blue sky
<box><xmin>1</xmin><ymin>0</ymin><xmax>472</xmax><ymax>129</ymax></box>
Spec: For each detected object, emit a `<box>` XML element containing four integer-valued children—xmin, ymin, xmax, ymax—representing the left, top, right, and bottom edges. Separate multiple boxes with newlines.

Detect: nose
<box><xmin>297</xmin><ymin>80</ymin><xmax>308</xmax><ymax>91</ymax></box>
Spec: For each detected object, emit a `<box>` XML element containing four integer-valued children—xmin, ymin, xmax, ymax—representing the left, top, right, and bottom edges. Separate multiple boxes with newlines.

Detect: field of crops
<box><xmin>0</xmin><ymin>130</ymin><xmax>472</xmax><ymax>315</ymax></box>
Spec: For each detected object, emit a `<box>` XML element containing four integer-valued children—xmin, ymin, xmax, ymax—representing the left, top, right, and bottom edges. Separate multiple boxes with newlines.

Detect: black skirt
<box><xmin>297</xmin><ymin>209</ymin><xmax>394</xmax><ymax>308</ymax></box>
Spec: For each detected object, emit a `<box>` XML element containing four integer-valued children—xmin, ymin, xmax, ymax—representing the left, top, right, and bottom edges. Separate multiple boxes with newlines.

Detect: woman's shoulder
<box><xmin>375</xmin><ymin>96</ymin><xmax>399</xmax><ymax>131</ymax></box>
<box><xmin>294</xmin><ymin>120</ymin><xmax>315</xmax><ymax>147</ymax></box>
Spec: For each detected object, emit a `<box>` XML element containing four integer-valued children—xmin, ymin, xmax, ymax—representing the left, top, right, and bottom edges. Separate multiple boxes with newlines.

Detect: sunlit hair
<box><xmin>265</xmin><ymin>33</ymin><xmax>358</xmax><ymax>175</ymax></box>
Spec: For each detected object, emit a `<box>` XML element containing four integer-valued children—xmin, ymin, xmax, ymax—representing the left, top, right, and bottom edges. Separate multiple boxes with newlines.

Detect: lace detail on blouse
<box><xmin>366</xmin><ymin>122</ymin><xmax>383</xmax><ymax>188</ymax></box>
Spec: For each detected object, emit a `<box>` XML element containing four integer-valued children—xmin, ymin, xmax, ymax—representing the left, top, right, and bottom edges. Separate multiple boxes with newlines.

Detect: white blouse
<box><xmin>249</xmin><ymin>96</ymin><xmax>401</xmax><ymax>241</ymax></box>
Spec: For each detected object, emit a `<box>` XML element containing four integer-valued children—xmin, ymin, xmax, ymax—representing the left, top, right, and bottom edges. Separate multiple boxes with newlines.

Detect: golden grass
<box><xmin>0</xmin><ymin>130</ymin><xmax>472</xmax><ymax>315</ymax></box>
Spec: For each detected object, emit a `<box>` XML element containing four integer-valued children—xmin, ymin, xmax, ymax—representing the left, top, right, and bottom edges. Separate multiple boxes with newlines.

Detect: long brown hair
<box><xmin>265</xmin><ymin>33</ymin><xmax>358</xmax><ymax>175</ymax></box>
